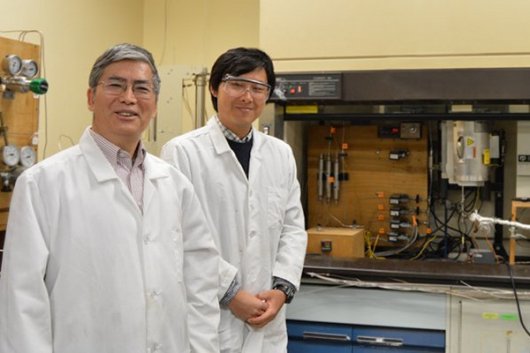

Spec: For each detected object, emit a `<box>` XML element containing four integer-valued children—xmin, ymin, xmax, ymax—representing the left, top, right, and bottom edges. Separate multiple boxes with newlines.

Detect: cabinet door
<box><xmin>449</xmin><ymin>298</ymin><xmax>530</xmax><ymax>353</ymax></box>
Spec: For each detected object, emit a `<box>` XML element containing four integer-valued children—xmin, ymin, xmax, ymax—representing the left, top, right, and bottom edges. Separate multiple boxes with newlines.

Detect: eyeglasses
<box><xmin>221</xmin><ymin>74</ymin><xmax>271</xmax><ymax>101</ymax></box>
<box><xmin>98</xmin><ymin>78</ymin><xmax>155</xmax><ymax>99</ymax></box>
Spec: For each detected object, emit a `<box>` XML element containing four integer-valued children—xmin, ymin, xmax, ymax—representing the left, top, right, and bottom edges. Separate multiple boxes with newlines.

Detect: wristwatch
<box><xmin>273</xmin><ymin>283</ymin><xmax>295</xmax><ymax>304</ymax></box>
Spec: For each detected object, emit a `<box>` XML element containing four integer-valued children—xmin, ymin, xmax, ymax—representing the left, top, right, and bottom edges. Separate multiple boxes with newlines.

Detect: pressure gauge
<box><xmin>1</xmin><ymin>144</ymin><xmax>20</xmax><ymax>167</ymax></box>
<box><xmin>19</xmin><ymin>146</ymin><xmax>36</xmax><ymax>168</ymax></box>
<box><xmin>21</xmin><ymin>59</ymin><xmax>39</xmax><ymax>78</ymax></box>
<box><xmin>2</xmin><ymin>54</ymin><xmax>23</xmax><ymax>76</ymax></box>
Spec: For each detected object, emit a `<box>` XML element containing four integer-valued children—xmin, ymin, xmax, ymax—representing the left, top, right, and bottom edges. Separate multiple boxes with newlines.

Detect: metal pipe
<box><xmin>318</xmin><ymin>154</ymin><xmax>324</xmax><ymax>201</ymax></box>
<box><xmin>325</xmin><ymin>155</ymin><xmax>332</xmax><ymax>202</ymax></box>
<box><xmin>333</xmin><ymin>155</ymin><xmax>340</xmax><ymax>202</ymax></box>
<box><xmin>194</xmin><ymin>68</ymin><xmax>208</xmax><ymax>129</ymax></box>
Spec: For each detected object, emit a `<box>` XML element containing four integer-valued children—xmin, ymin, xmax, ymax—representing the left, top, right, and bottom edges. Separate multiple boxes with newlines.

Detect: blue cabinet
<box><xmin>287</xmin><ymin>320</ymin><xmax>445</xmax><ymax>353</ymax></box>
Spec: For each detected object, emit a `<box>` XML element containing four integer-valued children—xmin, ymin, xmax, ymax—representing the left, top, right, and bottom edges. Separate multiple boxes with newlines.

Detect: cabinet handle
<box><xmin>356</xmin><ymin>335</ymin><xmax>404</xmax><ymax>347</ymax></box>
<box><xmin>303</xmin><ymin>331</ymin><xmax>351</xmax><ymax>342</ymax></box>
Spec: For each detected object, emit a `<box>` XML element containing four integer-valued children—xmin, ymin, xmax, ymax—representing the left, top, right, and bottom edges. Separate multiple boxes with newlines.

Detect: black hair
<box><xmin>209</xmin><ymin>47</ymin><xmax>275</xmax><ymax>111</ymax></box>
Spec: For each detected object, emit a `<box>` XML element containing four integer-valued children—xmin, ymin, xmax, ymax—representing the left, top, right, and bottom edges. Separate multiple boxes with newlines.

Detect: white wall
<box><xmin>143</xmin><ymin>0</ymin><xmax>260</xmax><ymax>131</ymax></box>
<box><xmin>260</xmin><ymin>0</ymin><xmax>530</xmax><ymax>72</ymax></box>
<box><xmin>143</xmin><ymin>0</ymin><xmax>259</xmax><ymax>68</ymax></box>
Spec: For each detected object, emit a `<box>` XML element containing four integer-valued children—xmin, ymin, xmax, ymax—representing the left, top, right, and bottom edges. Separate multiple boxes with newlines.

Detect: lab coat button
<box><xmin>148</xmin><ymin>343</ymin><xmax>163</xmax><ymax>353</ymax></box>
<box><xmin>148</xmin><ymin>290</ymin><xmax>161</xmax><ymax>300</ymax></box>
<box><xmin>144</xmin><ymin>233</ymin><xmax>151</xmax><ymax>244</ymax></box>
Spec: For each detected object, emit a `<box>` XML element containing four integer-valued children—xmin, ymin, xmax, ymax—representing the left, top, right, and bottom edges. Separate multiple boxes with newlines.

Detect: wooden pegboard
<box><xmin>306</xmin><ymin>124</ymin><xmax>429</xmax><ymax>249</ymax></box>
<box><xmin>0</xmin><ymin>36</ymin><xmax>41</xmax><ymax>230</ymax></box>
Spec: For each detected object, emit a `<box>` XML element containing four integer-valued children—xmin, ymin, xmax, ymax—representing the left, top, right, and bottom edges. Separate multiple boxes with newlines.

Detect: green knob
<box><xmin>29</xmin><ymin>78</ymin><xmax>49</xmax><ymax>95</ymax></box>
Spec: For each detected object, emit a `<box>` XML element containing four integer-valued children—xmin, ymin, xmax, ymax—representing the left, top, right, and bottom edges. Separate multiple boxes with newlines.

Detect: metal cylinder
<box><xmin>453</xmin><ymin>121</ymin><xmax>489</xmax><ymax>186</ymax></box>
<box><xmin>325</xmin><ymin>155</ymin><xmax>332</xmax><ymax>202</ymax></box>
<box><xmin>333</xmin><ymin>156</ymin><xmax>340</xmax><ymax>202</ymax></box>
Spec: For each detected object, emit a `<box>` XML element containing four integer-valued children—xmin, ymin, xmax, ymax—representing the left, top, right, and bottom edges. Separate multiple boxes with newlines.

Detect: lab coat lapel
<box><xmin>248</xmin><ymin>130</ymin><xmax>264</xmax><ymax>185</ymax></box>
<box><xmin>208</xmin><ymin>118</ymin><xmax>232</xmax><ymax>156</ymax></box>
<box><xmin>142</xmin><ymin>156</ymin><xmax>168</xmax><ymax>213</ymax></box>
<box><xmin>209</xmin><ymin>118</ymin><xmax>250</xmax><ymax>181</ymax></box>
<box><xmin>79</xmin><ymin>128</ymin><xmax>121</xmax><ymax>183</ymax></box>
<box><xmin>79</xmin><ymin>129</ymin><xmax>140</xmax><ymax>213</ymax></box>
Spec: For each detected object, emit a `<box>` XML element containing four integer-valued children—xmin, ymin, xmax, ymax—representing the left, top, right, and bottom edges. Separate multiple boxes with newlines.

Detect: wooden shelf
<box><xmin>510</xmin><ymin>200</ymin><xmax>530</xmax><ymax>265</ymax></box>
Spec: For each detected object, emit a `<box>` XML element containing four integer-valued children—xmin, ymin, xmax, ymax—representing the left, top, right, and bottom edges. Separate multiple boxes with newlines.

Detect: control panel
<box><xmin>270</xmin><ymin>73</ymin><xmax>342</xmax><ymax>101</ymax></box>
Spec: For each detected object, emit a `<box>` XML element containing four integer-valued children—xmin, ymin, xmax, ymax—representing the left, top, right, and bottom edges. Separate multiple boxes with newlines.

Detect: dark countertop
<box><xmin>303</xmin><ymin>255</ymin><xmax>530</xmax><ymax>289</ymax></box>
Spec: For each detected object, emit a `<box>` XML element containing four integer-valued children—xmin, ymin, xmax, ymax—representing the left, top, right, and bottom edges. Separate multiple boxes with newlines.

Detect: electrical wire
<box><xmin>305</xmin><ymin>272</ymin><xmax>530</xmax><ymax>301</ymax></box>
<box><xmin>364</xmin><ymin>231</ymin><xmax>384</xmax><ymax>259</ymax></box>
<box><xmin>410</xmin><ymin>233</ymin><xmax>438</xmax><ymax>260</ymax></box>
<box><xmin>506</xmin><ymin>263</ymin><xmax>530</xmax><ymax>337</ymax></box>
<box><xmin>427</xmin><ymin>191</ymin><xmax>481</xmax><ymax>259</ymax></box>
<box><xmin>374</xmin><ymin>225</ymin><xmax>419</xmax><ymax>257</ymax></box>
<box><xmin>468</xmin><ymin>211</ymin><xmax>530</xmax><ymax>337</ymax></box>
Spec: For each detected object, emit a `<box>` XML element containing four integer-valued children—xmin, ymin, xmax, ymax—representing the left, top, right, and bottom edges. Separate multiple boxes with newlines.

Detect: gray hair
<box><xmin>88</xmin><ymin>43</ymin><xmax>161</xmax><ymax>96</ymax></box>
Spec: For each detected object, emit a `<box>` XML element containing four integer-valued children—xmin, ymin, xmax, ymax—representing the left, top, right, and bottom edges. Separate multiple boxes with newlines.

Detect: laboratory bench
<box><xmin>301</xmin><ymin>255</ymin><xmax>530</xmax><ymax>289</ymax></box>
<box><xmin>286</xmin><ymin>256</ymin><xmax>530</xmax><ymax>352</ymax></box>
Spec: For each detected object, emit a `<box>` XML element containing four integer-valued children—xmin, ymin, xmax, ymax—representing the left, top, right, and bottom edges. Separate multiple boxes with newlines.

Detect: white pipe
<box><xmin>469</xmin><ymin>211</ymin><xmax>530</xmax><ymax>231</ymax></box>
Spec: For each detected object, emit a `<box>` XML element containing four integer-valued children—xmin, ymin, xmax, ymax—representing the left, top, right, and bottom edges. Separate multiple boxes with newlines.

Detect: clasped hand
<box><xmin>227</xmin><ymin>289</ymin><xmax>286</xmax><ymax>328</ymax></box>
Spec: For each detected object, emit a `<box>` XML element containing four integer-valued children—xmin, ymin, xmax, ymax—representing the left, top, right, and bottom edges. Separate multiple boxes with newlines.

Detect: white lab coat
<box><xmin>161</xmin><ymin>117</ymin><xmax>307</xmax><ymax>353</ymax></box>
<box><xmin>0</xmin><ymin>128</ymin><xmax>220</xmax><ymax>353</ymax></box>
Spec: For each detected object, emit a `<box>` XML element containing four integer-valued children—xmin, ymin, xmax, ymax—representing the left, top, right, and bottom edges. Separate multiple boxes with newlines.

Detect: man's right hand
<box><xmin>227</xmin><ymin>290</ymin><xmax>269</xmax><ymax>322</ymax></box>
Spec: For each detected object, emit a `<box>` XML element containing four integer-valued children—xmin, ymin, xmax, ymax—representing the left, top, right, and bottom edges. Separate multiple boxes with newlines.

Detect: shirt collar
<box><xmin>214</xmin><ymin>115</ymin><xmax>253</xmax><ymax>143</ymax></box>
<box><xmin>89</xmin><ymin>128</ymin><xmax>146</xmax><ymax>168</ymax></box>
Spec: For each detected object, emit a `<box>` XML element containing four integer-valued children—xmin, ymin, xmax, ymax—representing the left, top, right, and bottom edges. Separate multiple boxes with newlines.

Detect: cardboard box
<box><xmin>307</xmin><ymin>227</ymin><xmax>365</xmax><ymax>258</ymax></box>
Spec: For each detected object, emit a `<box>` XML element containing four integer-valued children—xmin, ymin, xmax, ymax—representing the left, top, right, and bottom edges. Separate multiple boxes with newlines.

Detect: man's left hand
<box><xmin>245</xmin><ymin>289</ymin><xmax>286</xmax><ymax>328</ymax></box>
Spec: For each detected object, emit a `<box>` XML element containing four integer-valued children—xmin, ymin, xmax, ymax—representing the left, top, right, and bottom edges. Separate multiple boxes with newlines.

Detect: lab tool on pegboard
<box><xmin>0</xmin><ymin>53</ymin><xmax>47</xmax><ymax>191</ymax></box>
<box><xmin>317</xmin><ymin>126</ymin><xmax>349</xmax><ymax>203</ymax></box>
<box><xmin>1</xmin><ymin>54</ymin><xmax>48</xmax><ymax>98</ymax></box>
